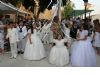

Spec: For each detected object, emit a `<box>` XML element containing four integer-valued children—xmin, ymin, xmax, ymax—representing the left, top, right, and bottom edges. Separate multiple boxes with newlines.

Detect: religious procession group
<box><xmin>0</xmin><ymin>16</ymin><xmax>100</xmax><ymax>67</ymax></box>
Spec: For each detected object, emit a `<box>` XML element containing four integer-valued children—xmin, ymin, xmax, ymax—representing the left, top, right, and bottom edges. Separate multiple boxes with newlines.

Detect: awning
<box><xmin>70</xmin><ymin>10</ymin><xmax>94</xmax><ymax>17</ymax></box>
<box><xmin>0</xmin><ymin>1</ymin><xmax>30</xmax><ymax>14</ymax></box>
<box><xmin>0</xmin><ymin>1</ymin><xmax>18</xmax><ymax>14</ymax></box>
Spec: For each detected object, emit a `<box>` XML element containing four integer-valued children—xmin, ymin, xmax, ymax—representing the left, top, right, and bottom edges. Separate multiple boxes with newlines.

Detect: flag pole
<box><xmin>58</xmin><ymin>0</ymin><xmax>62</xmax><ymax>22</ymax></box>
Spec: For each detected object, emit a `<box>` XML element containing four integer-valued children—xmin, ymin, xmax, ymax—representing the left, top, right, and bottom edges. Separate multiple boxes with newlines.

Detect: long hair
<box><xmin>29</xmin><ymin>25</ymin><xmax>33</xmax><ymax>34</ymax></box>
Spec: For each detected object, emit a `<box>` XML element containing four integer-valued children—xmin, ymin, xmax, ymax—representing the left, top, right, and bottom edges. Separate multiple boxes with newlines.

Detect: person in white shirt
<box><xmin>0</xmin><ymin>21</ymin><xmax>7</xmax><ymax>54</ymax></box>
<box><xmin>0</xmin><ymin>30</ymin><xmax>4</xmax><ymax>54</ymax></box>
<box><xmin>0</xmin><ymin>21</ymin><xmax>5</xmax><ymax>54</ymax></box>
<box><xmin>17</xmin><ymin>21</ymin><xmax>27</xmax><ymax>54</ymax></box>
<box><xmin>6</xmin><ymin>22</ymin><xmax>19</xmax><ymax>59</ymax></box>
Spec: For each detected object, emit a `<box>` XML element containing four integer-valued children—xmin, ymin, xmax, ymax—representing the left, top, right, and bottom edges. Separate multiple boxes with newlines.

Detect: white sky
<box><xmin>71</xmin><ymin>0</ymin><xmax>100</xmax><ymax>15</ymax></box>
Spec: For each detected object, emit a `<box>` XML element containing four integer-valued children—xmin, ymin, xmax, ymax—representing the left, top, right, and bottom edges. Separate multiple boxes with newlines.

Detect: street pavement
<box><xmin>0</xmin><ymin>45</ymin><xmax>100</xmax><ymax>67</ymax></box>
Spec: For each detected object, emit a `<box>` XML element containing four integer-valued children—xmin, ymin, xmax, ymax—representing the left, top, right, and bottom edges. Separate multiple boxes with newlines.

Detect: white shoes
<box><xmin>13</xmin><ymin>56</ymin><xmax>17</xmax><ymax>59</ymax></box>
<box><xmin>9</xmin><ymin>56</ymin><xmax>14</xmax><ymax>59</ymax></box>
<box><xmin>10</xmin><ymin>56</ymin><xmax>17</xmax><ymax>59</ymax></box>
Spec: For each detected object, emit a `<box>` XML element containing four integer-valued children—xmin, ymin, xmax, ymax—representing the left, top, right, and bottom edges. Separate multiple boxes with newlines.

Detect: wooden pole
<box><xmin>58</xmin><ymin>0</ymin><xmax>62</xmax><ymax>21</ymax></box>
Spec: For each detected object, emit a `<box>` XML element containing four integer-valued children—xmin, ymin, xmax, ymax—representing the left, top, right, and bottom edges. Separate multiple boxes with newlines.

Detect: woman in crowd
<box><xmin>0</xmin><ymin>28</ymin><xmax>4</xmax><ymax>54</ymax></box>
<box><xmin>0</xmin><ymin>22</ymin><xmax>6</xmax><ymax>54</ymax></box>
<box><xmin>70</xmin><ymin>21</ymin><xmax>78</xmax><ymax>39</ymax></box>
<box><xmin>93</xmin><ymin>23</ymin><xmax>100</xmax><ymax>55</ymax></box>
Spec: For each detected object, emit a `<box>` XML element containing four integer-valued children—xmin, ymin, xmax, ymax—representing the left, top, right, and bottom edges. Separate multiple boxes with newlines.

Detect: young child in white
<box><xmin>93</xmin><ymin>23</ymin><xmax>100</xmax><ymax>55</ymax></box>
<box><xmin>6</xmin><ymin>22</ymin><xmax>19</xmax><ymax>59</ymax></box>
<box><xmin>71</xmin><ymin>25</ymin><xmax>96</xmax><ymax>67</ymax></box>
<box><xmin>49</xmin><ymin>33</ymin><xmax>69</xmax><ymax>66</ymax></box>
<box><xmin>17</xmin><ymin>21</ymin><xmax>27</xmax><ymax>54</ymax></box>
<box><xmin>24</xmin><ymin>23</ymin><xmax>46</xmax><ymax>60</ymax></box>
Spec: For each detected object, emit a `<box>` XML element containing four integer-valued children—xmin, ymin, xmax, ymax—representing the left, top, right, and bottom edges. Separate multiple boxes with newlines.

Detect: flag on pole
<box><xmin>86</xmin><ymin>3</ymin><xmax>93</xmax><ymax>9</ymax></box>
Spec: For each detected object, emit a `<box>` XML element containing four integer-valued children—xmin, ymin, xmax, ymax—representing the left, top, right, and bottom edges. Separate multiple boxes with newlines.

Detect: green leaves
<box><xmin>64</xmin><ymin>0</ymin><xmax>74</xmax><ymax>18</ymax></box>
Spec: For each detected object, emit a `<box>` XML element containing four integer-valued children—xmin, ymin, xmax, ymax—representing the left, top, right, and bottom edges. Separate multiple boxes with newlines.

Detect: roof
<box><xmin>0</xmin><ymin>1</ymin><xmax>18</xmax><ymax>14</ymax></box>
<box><xmin>70</xmin><ymin>10</ymin><xmax>94</xmax><ymax>17</ymax></box>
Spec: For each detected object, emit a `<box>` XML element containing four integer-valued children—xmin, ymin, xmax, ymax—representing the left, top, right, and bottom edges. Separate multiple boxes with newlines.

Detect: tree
<box><xmin>23</xmin><ymin>0</ymin><xmax>35</xmax><ymax>13</ymax></box>
<box><xmin>37</xmin><ymin>0</ymin><xmax>68</xmax><ymax>18</ymax></box>
<box><xmin>63</xmin><ymin>0</ymin><xmax>74</xmax><ymax>18</ymax></box>
<box><xmin>1</xmin><ymin>0</ymin><xmax>71</xmax><ymax>18</ymax></box>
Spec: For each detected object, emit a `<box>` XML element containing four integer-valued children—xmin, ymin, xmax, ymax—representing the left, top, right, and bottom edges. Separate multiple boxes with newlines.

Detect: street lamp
<box><xmin>83</xmin><ymin>0</ymin><xmax>88</xmax><ymax>3</ymax></box>
<box><xmin>83</xmin><ymin>0</ymin><xmax>88</xmax><ymax>25</ymax></box>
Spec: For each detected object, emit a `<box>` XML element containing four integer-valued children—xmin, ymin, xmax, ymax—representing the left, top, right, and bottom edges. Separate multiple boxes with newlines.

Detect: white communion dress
<box><xmin>24</xmin><ymin>29</ymin><xmax>46</xmax><ymax>60</ymax></box>
<box><xmin>93</xmin><ymin>32</ymin><xmax>100</xmax><ymax>47</ymax></box>
<box><xmin>49</xmin><ymin>38</ymin><xmax>69</xmax><ymax>66</ymax></box>
<box><xmin>71</xmin><ymin>30</ymin><xmax>96</xmax><ymax>67</ymax></box>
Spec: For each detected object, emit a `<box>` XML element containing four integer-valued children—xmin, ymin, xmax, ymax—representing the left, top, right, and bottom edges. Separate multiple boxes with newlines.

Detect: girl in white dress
<box><xmin>93</xmin><ymin>23</ymin><xmax>100</xmax><ymax>55</ymax></box>
<box><xmin>49</xmin><ymin>33</ymin><xmax>69</xmax><ymax>66</ymax></box>
<box><xmin>24</xmin><ymin>24</ymin><xmax>46</xmax><ymax>60</ymax></box>
<box><xmin>71</xmin><ymin>25</ymin><xmax>96</xmax><ymax>67</ymax></box>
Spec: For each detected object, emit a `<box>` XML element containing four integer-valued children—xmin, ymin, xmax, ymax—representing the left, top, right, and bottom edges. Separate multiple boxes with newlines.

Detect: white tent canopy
<box><xmin>0</xmin><ymin>1</ymin><xmax>18</xmax><ymax>14</ymax></box>
<box><xmin>0</xmin><ymin>1</ymin><xmax>30</xmax><ymax>14</ymax></box>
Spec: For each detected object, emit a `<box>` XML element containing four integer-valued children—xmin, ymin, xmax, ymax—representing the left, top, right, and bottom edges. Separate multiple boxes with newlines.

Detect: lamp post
<box><xmin>34</xmin><ymin>0</ymin><xmax>39</xmax><ymax>20</ymax></box>
<box><xmin>83</xmin><ymin>0</ymin><xmax>88</xmax><ymax>25</ymax></box>
<box><xmin>53</xmin><ymin>0</ymin><xmax>62</xmax><ymax>22</ymax></box>
<box><xmin>58</xmin><ymin>0</ymin><xmax>62</xmax><ymax>22</ymax></box>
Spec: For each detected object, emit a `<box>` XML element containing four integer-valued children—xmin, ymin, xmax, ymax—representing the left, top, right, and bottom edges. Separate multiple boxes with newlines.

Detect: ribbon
<box><xmin>42</xmin><ymin>1</ymin><xmax>59</xmax><ymax>41</ymax></box>
<box><xmin>47</xmin><ymin>0</ymin><xmax>52</xmax><ymax>8</ymax></box>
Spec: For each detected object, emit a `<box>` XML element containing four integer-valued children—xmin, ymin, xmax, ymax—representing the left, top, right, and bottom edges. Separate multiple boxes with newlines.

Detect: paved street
<box><xmin>0</xmin><ymin>45</ymin><xmax>100</xmax><ymax>67</ymax></box>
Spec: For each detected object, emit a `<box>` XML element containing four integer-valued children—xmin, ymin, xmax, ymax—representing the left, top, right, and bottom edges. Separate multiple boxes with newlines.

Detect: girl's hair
<box><xmin>29</xmin><ymin>25</ymin><xmax>33</xmax><ymax>34</ymax></box>
<box><xmin>79</xmin><ymin>24</ymin><xmax>88</xmax><ymax>31</ymax></box>
<box><xmin>30</xmin><ymin>22</ymin><xmax>38</xmax><ymax>34</ymax></box>
<box><xmin>55</xmin><ymin>31</ymin><xmax>65</xmax><ymax>39</ymax></box>
<box><xmin>8</xmin><ymin>21</ymin><xmax>14</xmax><ymax>25</ymax></box>
<box><xmin>53</xmin><ymin>16</ymin><xmax>59</xmax><ymax>23</ymax></box>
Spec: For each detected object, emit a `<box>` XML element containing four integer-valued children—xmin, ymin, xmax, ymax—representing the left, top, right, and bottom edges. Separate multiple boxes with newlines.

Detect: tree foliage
<box><xmin>38</xmin><ymin>0</ymin><xmax>67</xmax><ymax>12</ymax></box>
<box><xmin>1</xmin><ymin>0</ymin><xmax>72</xmax><ymax>17</ymax></box>
<box><xmin>64</xmin><ymin>0</ymin><xmax>74</xmax><ymax>18</ymax></box>
<box><xmin>2</xmin><ymin>0</ymin><xmax>68</xmax><ymax>12</ymax></box>
<box><xmin>37</xmin><ymin>0</ymin><xmax>68</xmax><ymax>17</ymax></box>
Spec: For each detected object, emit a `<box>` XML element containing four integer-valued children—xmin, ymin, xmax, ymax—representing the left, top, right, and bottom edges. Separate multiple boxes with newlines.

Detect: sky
<box><xmin>71</xmin><ymin>0</ymin><xmax>100</xmax><ymax>15</ymax></box>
